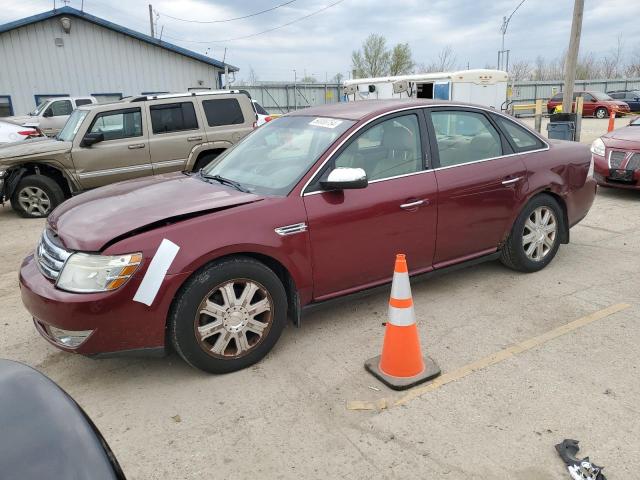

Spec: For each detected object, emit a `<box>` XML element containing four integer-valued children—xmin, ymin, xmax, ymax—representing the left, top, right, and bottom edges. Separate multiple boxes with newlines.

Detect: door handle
<box><xmin>400</xmin><ymin>199</ymin><xmax>427</xmax><ymax>210</ymax></box>
<box><xmin>128</xmin><ymin>143</ymin><xmax>145</xmax><ymax>149</ymax></box>
<box><xmin>501</xmin><ymin>176</ymin><xmax>522</xmax><ymax>186</ymax></box>
<box><xmin>187</xmin><ymin>136</ymin><xmax>203</xmax><ymax>142</ymax></box>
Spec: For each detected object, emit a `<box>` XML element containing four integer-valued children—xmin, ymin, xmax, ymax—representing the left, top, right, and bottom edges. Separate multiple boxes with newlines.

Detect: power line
<box><xmin>158</xmin><ymin>0</ymin><xmax>297</xmax><ymax>24</ymax></box>
<box><xmin>160</xmin><ymin>0</ymin><xmax>345</xmax><ymax>44</ymax></box>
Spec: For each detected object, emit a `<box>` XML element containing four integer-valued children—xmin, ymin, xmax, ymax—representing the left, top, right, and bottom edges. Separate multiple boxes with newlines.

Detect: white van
<box><xmin>343</xmin><ymin>69</ymin><xmax>508</xmax><ymax>110</ymax></box>
<box><xmin>3</xmin><ymin>96</ymin><xmax>97</xmax><ymax>136</ymax></box>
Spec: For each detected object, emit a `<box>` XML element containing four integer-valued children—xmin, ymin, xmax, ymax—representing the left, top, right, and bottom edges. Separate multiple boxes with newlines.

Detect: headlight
<box><xmin>590</xmin><ymin>137</ymin><xmax>606</xmax><ymax>157</ymax></box>
<box><xmin>56</xmin><ymin>252</ymin><xmax>142</xmax><ymax>293</ymax></box>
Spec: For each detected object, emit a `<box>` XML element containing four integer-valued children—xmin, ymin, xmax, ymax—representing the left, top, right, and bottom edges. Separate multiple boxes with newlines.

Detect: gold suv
<box><xmin>0</xmin><ymin>90</ymin><xmax>256</xmax><ymax>217</ymax></box>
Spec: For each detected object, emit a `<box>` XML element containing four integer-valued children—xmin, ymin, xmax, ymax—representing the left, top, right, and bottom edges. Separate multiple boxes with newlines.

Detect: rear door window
<box><xmin>150</xmin><ymin>102</ymin><xmax>198</xmax><ymax>134</ymax></box>
<box><xmin>89</xmin><ymin>108</ymin><xmax>143</xmax><ymax>140</ymax></box>
<box><xmin>202</xmin><ymin>98</ymin><xmax>245</xmax><ymax>127</ymax></box>
<box><xmin>494</xmin><ymin>115</ymin><xmax>545</xmax><ymax>152</ymax></box>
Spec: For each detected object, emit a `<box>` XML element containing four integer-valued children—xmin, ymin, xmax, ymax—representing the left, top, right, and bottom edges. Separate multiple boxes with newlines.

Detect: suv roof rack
<box><xmin>130</xmin><ymin>89</ymin><xmax>250</xmax><ymax>102</ymax></box>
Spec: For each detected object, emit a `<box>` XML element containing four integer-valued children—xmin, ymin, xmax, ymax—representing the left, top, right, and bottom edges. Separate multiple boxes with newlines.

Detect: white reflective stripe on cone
<box><xmin>390</xmin><ymin>271</ymin><xmax>412</xmax><ymax>300</ymax></box>
<box><xmin>388</xmin><ymin>305</ymin><xmax>416</xmax><ymax>327</ymax></box>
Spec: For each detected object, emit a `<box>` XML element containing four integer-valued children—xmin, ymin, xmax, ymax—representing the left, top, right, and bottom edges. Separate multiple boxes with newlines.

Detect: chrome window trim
<box><xmin>77</xmin><ymin>164</ymin><xmax>153</xmax><ymax>178</ymax></box>
<box><xmin>299</xmin><ymin>103</ymin><xmax>549</xmax><ymax>197</ymax></box>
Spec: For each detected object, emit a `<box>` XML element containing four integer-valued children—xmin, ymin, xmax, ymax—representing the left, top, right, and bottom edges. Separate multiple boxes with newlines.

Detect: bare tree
<box><xmin>509</xmin><ymin>60</ymin><xmax>532</xmax><ymax>81</ymax></box>
<box><xmin>420</xmin><ymin>45</ymin><xmax>457</xmax><ymax>73</ymax></box>
<box><xmin>389</xmin><ymin>43</ymin><xmax>414</xmax><ymax>75</ymax></box>
<box><xmin>332</xmin><ymin>72</ymin><xmax>345</xmax><ymax>84</ymax></box>
<box><xmin>247</xmin><ymin>67</ymin><xmax>259</xmax><ymax>86</ymax></box>
<box><xmin>300</xmin><ymin>75</ymin><xmax>318</xmax><ymax>83</ymax></box>
<box><xmin>600</xmin><ymin>34</ymin><xmax>624</xmax><ymax>78</ymax></box>
<box><xmin>351</xmin><ymin>34</ymin><xmax>391</xmax><ymax>77</ymax></box>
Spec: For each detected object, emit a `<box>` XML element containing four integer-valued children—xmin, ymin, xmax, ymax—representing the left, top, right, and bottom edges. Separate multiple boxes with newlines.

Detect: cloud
<box><xmin>2</xmin><ymin>0</ymin><xmax>640</xmax><ymax>80</ymax></box>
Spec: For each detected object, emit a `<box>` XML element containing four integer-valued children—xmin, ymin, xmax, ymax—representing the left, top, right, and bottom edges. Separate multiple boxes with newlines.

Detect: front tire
<box><xmin>169</xmin><ymin>256</ymin><xmax>288</xmax><ymax>374</ymax></box>
<box><xmin>595</xmin><ymin>107</ymin><xmax>608</xmax><ymax>119</ymax></box>
<box><xmin>10</xmin><ymin>175</ymin><xmax>65</xmax><ymax>218</ymax></box>
<box><xmin>500</xmin><ymin>194</ymin><xmax>563</xmax><ymax>273</ymax></box>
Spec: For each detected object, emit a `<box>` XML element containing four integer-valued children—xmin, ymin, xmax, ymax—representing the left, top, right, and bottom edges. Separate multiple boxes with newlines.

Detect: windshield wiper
<box><xmin>201</xmin><ymin>172</ymin><xmax>250</xmax><ymax>193</ymax></box>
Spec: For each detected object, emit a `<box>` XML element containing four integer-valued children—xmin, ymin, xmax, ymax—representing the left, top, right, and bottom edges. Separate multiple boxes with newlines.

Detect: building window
<box><xmin>92</xmin><ymin>93</ymin><xmax>123</xmax><ymax>104</ymax></box>
<box><xmin>34</xmin><ymin>94</ymin><xmax>69</xmax><ymax>107</ymax></box>
<box><xmin>0</xmin><ymin>96</ymin><xmax>13</xmax><ymax>117</ymax></box>
<box><xmin>150</xmin><ymin>102</ymin><xmax>199</xmax><ymax>134</ymax></box>
<box><xmin>202</xmin><ymin>98</ymin><xmax>245</xmax><ymax>127</ymax></box>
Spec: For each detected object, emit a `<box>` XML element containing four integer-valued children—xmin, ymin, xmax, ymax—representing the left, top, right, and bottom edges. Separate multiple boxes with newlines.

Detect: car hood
<box><xmin>603</xmin><ymin>126</ymin><xmax>640</xmax><ymax>143</ymax></box>
<box><xmin>0</xmin><ymin>136</ymin><xmax>71</xmax><ymax>160</ymax></box>
<box><xmin>48</xmin><ymin>173</ymin><xmax>263</xmax><ymax>251</ymax></box>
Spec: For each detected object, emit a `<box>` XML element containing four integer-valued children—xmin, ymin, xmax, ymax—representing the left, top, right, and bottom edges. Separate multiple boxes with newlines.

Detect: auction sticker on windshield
<box><xmin>309</xmin><ymin>118</ymin><xmax>343</xmax><ymax>129</ymax></box>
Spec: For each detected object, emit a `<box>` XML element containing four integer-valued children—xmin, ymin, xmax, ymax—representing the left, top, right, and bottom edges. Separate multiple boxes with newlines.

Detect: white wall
<box><xmin>0</xmin><ymin>16</ymin><xmax>223</xmax><ymax>114</ymax></box>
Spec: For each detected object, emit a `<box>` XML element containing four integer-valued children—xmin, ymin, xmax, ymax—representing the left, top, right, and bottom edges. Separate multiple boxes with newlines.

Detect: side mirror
<box><xmin>80</xmin><ymin>132</ymin><xmax>104</xmax><ymax>147</ymax></box>
<box><xmin>43</xmin><ymin>108</ymin><xmax>53</xmax><ymax>118</ymax></box>
<box><xmin>321</xmin><ymin>167</ymin><xmax>368</xmax><ymax>190</ymax></box>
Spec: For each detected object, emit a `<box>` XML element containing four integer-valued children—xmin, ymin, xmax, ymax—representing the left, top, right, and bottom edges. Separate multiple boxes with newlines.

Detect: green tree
<box><xmin>389</xmin><ymin>43</ymin><xmax>414</xmax><ymax>75</ymax></box>
<box><xmin>351</xmin><ymin>34</ymin><xmax>391</xmax><ymax>77</ymax></box>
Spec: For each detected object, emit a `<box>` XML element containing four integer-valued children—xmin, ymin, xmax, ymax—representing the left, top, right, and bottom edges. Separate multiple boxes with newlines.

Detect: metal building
<box><xmin>0</xmin><ymin>6</ymin><xmax>238</xmax><ymax>116</ymax></box>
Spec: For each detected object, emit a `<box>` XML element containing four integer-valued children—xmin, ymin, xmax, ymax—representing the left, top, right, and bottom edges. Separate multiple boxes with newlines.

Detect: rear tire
<box><xmin>10</xmin><ymin>175</ymin><xmax>65</xmax><ymax>218</ymax></box>
<box><xmin>169</xmin><ymin>256</ymin><xmax>288</xmax><ymax>374</ymax></box>
<box><xmin>500</xmin><ymin>194</ymin><xmax>563</xmax><ymax>273</ymax></box>
<box><xmin>595</xmin><ymin>107</ymin><xmax>608</xmax><ymax>119</ymax></box>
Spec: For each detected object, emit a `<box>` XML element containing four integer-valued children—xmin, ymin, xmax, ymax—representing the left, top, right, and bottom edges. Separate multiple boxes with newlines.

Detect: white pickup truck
<box><xmin>3</xmin><ymin>96</ymin><xmax>97</xmax><ymax>137</ymax></box>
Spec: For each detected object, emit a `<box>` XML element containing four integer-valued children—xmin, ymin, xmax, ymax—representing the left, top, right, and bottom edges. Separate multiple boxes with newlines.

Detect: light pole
<box><xmin>498</xmin><ymin>0</ymin><xmax>526</xmax><ymax>71</ymax></box>
<box><xmin>293</xmin><ymin>69</ymin><xmax>297</xmax><ymax>111</ymax></box>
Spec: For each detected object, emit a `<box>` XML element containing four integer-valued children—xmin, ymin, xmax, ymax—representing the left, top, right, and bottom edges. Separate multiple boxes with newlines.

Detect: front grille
<box><xmin>609</xmin><ymin>150</ymin><xmax>626</xmax><ymax>169</ymax></box>
<box><xmin>628</xmin><ymin>153</ymin><xmax>640</xmax><ymax>171</ymax></box>
<box><xmin>36</xmin><ymin>230</ymin><xmax>72</xmax><ymax>280</ymax></box>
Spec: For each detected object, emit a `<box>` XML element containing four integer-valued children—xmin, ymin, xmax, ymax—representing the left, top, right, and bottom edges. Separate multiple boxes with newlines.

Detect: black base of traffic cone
<box><xmin>364</xmin><ymin>355</ymin><xmax>441</xmax><ymax>391</ymax></box>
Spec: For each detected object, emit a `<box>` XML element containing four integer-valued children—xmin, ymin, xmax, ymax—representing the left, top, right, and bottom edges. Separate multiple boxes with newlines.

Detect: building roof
<box><xmin>0</xmin><ymin>6</ymin><xmax>238</xmax><ymax>72</ymax></box>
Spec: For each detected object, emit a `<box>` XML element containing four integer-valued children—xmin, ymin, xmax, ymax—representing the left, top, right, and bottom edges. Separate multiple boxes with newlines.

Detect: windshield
<box><xmin>57</xmin><ymin>109</ymin><xmax>89</xmax><ymax>142</ymax></box>
<box><xmin>592</xmin><ymin>92</ymin><xmax>614</xmax><ymax>101</ymax></box>
<box><xmin>202</xmin><ymin>116</ymin><xmax>354</xmax><ymax>195</ymax></box>
<box><xmin>30</xmin><ymin>100</ymin><xmax>50</xmax><ymax>116</ymax></box>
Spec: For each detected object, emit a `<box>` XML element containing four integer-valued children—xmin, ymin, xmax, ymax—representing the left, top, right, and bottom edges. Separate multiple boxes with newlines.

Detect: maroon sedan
<box><xmin>19</xmin><ymin>100</ymin><xmax>597</xmax><ymax>373</ymax></box>
<box><xmin>592</xmin><ymin>117</ymin><xmax>640</xmax><ymax>189</ymax></box>
<box><xmin>547</xmin><ymin>91</ymin><xmax>630</xmax><ymax>118</ymax></box>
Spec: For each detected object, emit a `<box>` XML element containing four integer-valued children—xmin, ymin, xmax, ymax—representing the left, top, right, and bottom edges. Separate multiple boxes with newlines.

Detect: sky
<box><xmin>2</xmin><ymin>0</ymin><xmax>640</xmax><ymax>82</ymax></box>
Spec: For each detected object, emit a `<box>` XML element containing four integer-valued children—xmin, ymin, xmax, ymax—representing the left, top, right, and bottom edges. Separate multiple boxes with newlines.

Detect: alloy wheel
<box><xmin>522</xmin><ymin>206</ymin><xmax>557</xmax><ymax>262</ymax></box>
<box><xmin>194</xmin><ymin>279</ymin><xmax>273</xmax><ymax>359</ymax></box>
<box><xmin>596</xmin><ymin>108</ymin><xmax>607</xmax><ymax>119</ymax></box>
<box><xmin>18</xmin><ymin>186</ymin><xmax>51</xmax><ymax>216</ymax></box>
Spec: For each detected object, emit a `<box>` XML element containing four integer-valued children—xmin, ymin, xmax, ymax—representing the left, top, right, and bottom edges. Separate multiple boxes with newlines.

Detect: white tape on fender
<box><xmin>133</xmin><ymin>239</ymin><xmax>180</xmax><ymax>306</ymax></box>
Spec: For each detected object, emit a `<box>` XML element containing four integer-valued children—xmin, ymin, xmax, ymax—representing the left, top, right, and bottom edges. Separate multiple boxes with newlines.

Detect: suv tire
<box><xmin>11</xmin><ymin>175</ymin><xmax>65</xmax><ymax>218</ymax></box>
<box><xmin>500</xmin><ymin>194</ymin><xmax>563</xmax><ymax>273</ymax></box>
<box><xmin>169</xmin><ymin>256</ymin><xmax>288</xmax><ymax>374</ymax></box>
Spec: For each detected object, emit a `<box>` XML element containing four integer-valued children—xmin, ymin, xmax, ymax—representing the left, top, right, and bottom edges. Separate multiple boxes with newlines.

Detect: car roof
<box><xmin>287</xmin><ymin>99</ymin><xmax>486</xmax><ymax>121</ymax></box>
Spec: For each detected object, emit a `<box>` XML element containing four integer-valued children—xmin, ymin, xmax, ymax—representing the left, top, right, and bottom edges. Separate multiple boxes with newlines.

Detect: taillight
<box><xmin>18</xmin><ymin>130</ymin><xmax>38</xmax><ymax>136</ymax></box>
<box><xmin>265</xmin><ymin>116</ymin><xmax>273</xmax><ymax>122</ymax></box>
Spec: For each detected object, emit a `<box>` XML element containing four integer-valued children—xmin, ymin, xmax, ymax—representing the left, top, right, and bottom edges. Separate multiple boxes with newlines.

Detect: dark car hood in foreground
<box><xmin>49</xmin><ymin>173</ymin><xmax>263</xmax><ymax>251</ymax></box>
<box><xmin>0</xmin><ymin>359</ymin><xmax>124</xmax><ymax>480</ymax></box>
<box><xmin>0</xmin><ymin>136</ymin><xmax>71</xmax><ymax>160</ymax></box>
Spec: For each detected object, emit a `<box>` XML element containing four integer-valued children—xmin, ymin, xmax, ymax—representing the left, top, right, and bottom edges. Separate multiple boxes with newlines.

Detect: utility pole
<box><xmin>293</xmin><ymin>69</ymin><xmax>297</xmax><ymax>111</ymax></box>
<box><xmin>498</xmin><ymin>0</ymin><xmax>526</xmax><ymax>71</ymax></box>
<box><xmin>561</xmin><ymin>0</ymin><xmax>584</xmax><ymax>115</ymax></box>
<box><xmin>148</xmin><ymin>4</ymin><xmax>154</xmax><ymax>38</ymax></box>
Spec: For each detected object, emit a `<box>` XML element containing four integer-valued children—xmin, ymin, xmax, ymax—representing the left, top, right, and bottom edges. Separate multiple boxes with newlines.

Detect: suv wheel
<box><xmin>169</xmin><ymin>256</ymin><xmax>288</xmax><ymax>374</ymax></box>
<box><xmin>500</xmin><ymin>194</ymin><xmax>563</xmax><ymax>273</ymax></box>
<box><xmin>10</xmin><ymin>175</ymin><xmax>65</xmax><ymax>218</ymax></box>
<box><xmin>595</xmin><ymin>107</ymin><xmax>608</xmax><ymax>119</ymax></box>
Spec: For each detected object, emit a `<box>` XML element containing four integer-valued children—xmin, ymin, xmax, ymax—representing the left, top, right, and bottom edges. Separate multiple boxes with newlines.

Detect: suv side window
<box><xmin>75</xmin><ymin>99</ymin><xmax>93</xmax><ymax>107</ymax></box>
<box><xmin>89</xmin><ymin>108</ymin><xmax>143</xmax><ymax>140</ymax></box>
<box><xmin>48</xmin><ymin>100</ymin><xmax>73</xmax><ymax>117</ymax></box>
<box><xmin>494</xmin><ymin>115</ymin><xmax>544</xmax><ymax>152</ymax></box>
<box><xmin>333</xmin><ymin>113</ymin><xmax>423</xmax><ymax>181</ymax></box>
<box><xmin>150</xmin><ymin>102</ymin><xmax>198</xmax><ymax>134</ymax></box>
<box><xmin>431</xmin><ymin>110</ymin><xmax>503</xmax><ymax>167</ymax></box>
<box><xmin>202</xmin><ymin>98</ymin><xmax>245</xmax><ymax>127</ymax></box>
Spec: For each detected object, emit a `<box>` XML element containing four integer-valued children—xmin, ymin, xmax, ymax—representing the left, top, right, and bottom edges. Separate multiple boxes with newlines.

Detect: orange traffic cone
<box><xmin>365</xmin><ymin>254</ymin><xmax>441</xmax><ymax>390</ymax></box>
<box><xmin>608</xmin><ymin>109</ymin><xmax>616</xmax><ymax>132</ymax></box>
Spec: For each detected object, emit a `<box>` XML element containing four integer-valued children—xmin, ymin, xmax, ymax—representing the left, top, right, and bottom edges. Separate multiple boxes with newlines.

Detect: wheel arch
<box><xmin>3</xmin><ymin>162</ymin><xmax>74</xmax><ymax>199</ymax></box>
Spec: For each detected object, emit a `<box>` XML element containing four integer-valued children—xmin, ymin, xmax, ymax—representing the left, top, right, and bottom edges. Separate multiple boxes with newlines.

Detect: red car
<box><xmin>19</xmin><ymin>100</ymin><xmax>597</xmax><ymax>373</ymax></box>
<box><xmin>547</xmin><ymin>91</ymin><xmax>630</xmax><ymax>118</ymax></box>
<box><xmin>592</xmin><ymin>116</ymin><xmax>640</xmax><ymax>189</ymax></box>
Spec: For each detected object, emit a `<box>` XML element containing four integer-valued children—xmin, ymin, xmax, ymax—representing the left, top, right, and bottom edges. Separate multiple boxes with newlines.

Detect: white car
<box><xmin>252</xmin><ymin>100</ymin><xmax>273</xmax><ymax>126</ymax></box>
<box><xmin>0</xmin><ymin>120</ymin><xmax>40</xmax><ymax>145</ymax></box>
